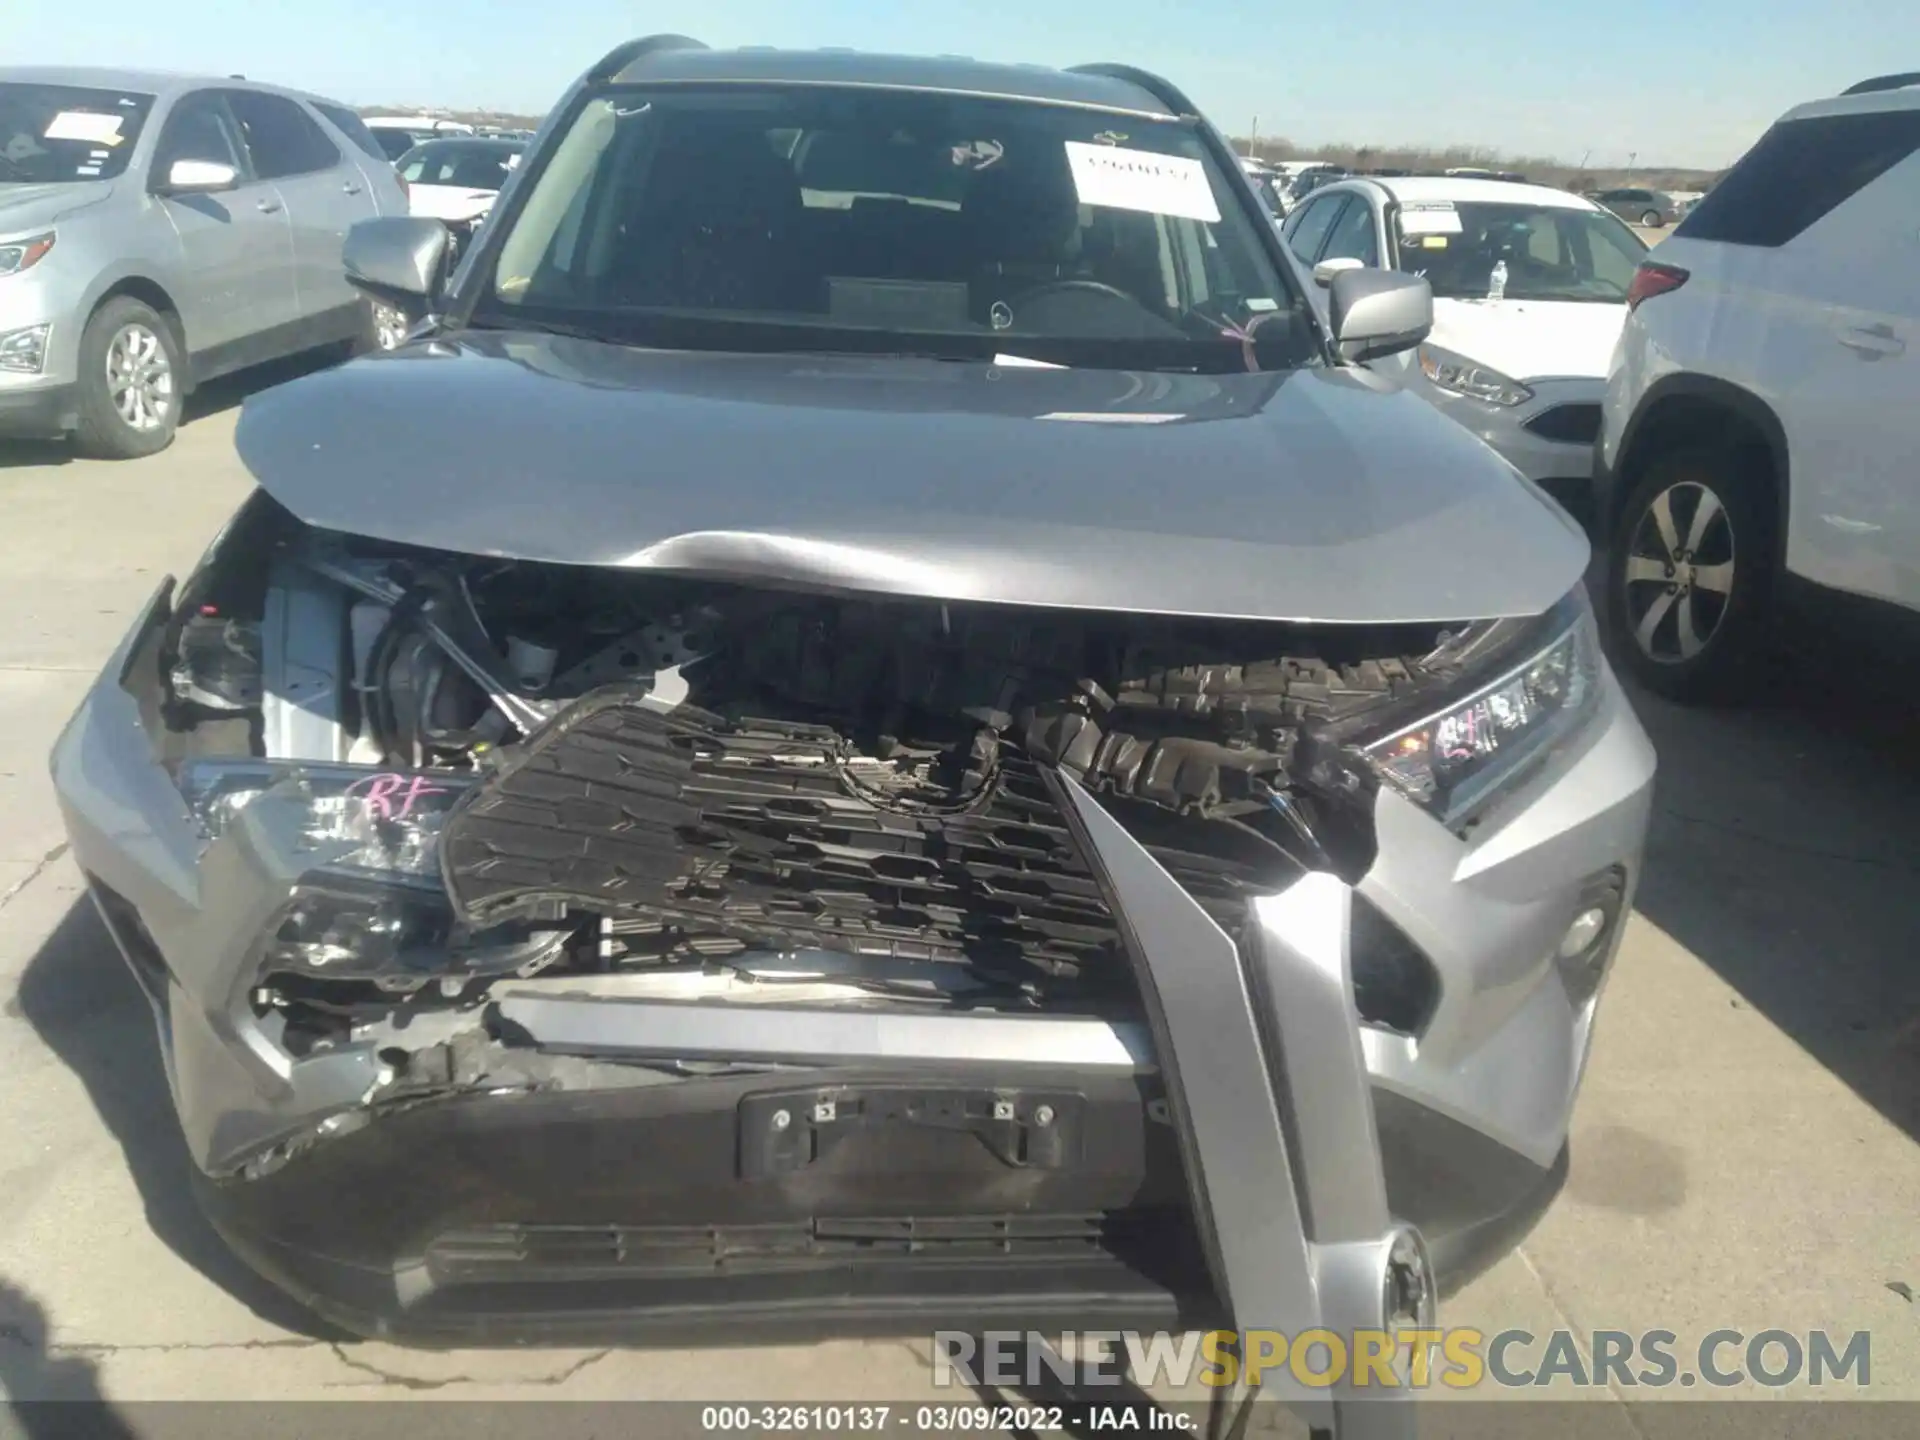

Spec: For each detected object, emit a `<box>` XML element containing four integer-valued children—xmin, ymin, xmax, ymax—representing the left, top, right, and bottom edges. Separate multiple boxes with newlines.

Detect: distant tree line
<box><xmin>1231</xmin><ymin>135</ymin><xmax>1725</xmax><ymax>193</ymax></box>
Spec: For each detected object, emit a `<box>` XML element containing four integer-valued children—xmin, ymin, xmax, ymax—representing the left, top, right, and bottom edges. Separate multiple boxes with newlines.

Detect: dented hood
<box><xmin>235</xmin><ymin>330</ymin><xmax>1588</xmax><ymax>624</ymax></box>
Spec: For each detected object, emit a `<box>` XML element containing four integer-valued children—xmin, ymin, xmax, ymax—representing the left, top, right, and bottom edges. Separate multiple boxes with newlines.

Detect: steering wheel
<box><xmin>1006</xmin><ymin>278</ymin><xmax>1140</xmax><ymax>312</ymax></box>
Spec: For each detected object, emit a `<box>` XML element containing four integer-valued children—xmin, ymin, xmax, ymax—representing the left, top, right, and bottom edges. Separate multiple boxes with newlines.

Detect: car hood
<box><xmin>1430</xmin><ymin>298</ymin><xmax>1627</xmax><ymax>384</ymax></box>
<box><xmin>407</xmin><ymin>186</ymin><xmax>499</xmax><ymax>223</ymax></box>
<box><xmin>0</xmin><ymin>180</ymin><xmax>115</xmax><ymax>233</ymax></box>
<box><xmin>234</xmin><ymin>331</ymin><xmax>1588</xmax><ymax>624</ymax></box>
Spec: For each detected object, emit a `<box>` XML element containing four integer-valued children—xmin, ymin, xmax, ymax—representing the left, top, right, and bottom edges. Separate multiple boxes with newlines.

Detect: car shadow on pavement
<box><xmin>0</xmin><ymin>1278</ymin><xmax>138</xmax><ymax>1433</ymax></box>
<box><xmin>16</xmin><ymin>900</ymin><xmax>349</xmax><ymax>1341</ymax></box>
<box><xmin>1617</xmin><ymin>606</ymin><xmax>1920</xmax><ymax>1144</ymax></box>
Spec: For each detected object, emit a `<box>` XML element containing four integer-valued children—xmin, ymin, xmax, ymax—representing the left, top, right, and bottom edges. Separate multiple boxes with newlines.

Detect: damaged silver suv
<box><xmin>52</xmin><ymin>38</ymin><xmax>1655</xmax><ymax>1372</ymax></box>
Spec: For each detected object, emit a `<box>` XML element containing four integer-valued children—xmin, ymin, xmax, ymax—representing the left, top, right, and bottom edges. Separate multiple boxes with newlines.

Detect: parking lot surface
<box><xmin>1</xmin><ymin>367</ymin><xmax>1916</xmax><ymax>1423</ymax></box>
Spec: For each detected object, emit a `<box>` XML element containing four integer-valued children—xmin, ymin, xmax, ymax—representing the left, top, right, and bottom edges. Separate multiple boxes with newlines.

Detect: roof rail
<box><xmin>589</xmin><ymin>33</ymin><xmax>708</xmax><ymax>83</ymax></box>
<box><xmin>1841</xmin><ymin>72</ymin><xmax>1920</xmax><ymax>95</ymax></box>
<box><xmin>1065</xmin><ymin>63</ymin><xmax>1198</xmax><ymax>116</ymax></box>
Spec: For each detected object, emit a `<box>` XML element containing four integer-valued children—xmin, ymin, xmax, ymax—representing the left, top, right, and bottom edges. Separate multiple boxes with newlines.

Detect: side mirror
<box><xmin>343</xmin><ymin>216</ymin><xmax>451</xmax><ymax>323</ymax></box>
<box><xmin>159</xmin><ymin>159</ymin><xmax>239</xmax><ymax>195</ymax></box>
<box><xmin>1329</xmin><ymin>269</ymin><xmax>1433</xmax><ymax>364</ymax></box>
<box><xmin>1312</xmin><ymin>255</ymin><xmax>1367</xmax><ymax>288</ymax></box>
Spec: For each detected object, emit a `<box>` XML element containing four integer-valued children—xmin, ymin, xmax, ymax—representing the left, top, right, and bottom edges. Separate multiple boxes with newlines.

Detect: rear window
<box><xmin>1678</xmin><ymin>107</ymin><xmax>1920</xmax><ymax>247</ymax></box>
<box><xmin>313</xmin><ymin>101</ymin><xmax>387</xmax><ymax>161</ymax></box>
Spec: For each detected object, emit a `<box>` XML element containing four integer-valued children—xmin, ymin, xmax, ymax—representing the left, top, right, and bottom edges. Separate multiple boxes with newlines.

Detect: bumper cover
<box><xmin>0</xmin><ymin>381</ymin><xmax>76</xmax><ymax>439</ymax></box>
<box><xmin>55</xmin><ymin>580</ymin><xmax>1650</xmax><ymax>1427</ymax></box>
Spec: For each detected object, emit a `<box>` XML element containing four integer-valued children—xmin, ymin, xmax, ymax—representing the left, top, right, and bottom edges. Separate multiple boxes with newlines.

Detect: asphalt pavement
<box><xmin>0</xmin><ymin>354</ymin><xmax>1915</xmax><ymax>1424</ymax></box>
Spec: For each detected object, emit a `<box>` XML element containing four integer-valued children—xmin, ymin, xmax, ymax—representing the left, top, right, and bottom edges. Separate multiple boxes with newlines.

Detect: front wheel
<box><xmin>71</xmin><ymin>297</ymin><xmax>183</xmax><ymax>460</ymax></box>
<box><xmin>1640</xmin><ymin>209</ymin><xmax>1664</xmax><ymax>228</ymax></box>
<box><xmin>1604</xmin><ymin>447</ymin><xmax>1774</xmax><ymax>702</ymax></box>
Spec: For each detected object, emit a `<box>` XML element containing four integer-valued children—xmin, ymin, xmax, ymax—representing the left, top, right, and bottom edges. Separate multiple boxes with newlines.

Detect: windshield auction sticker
<box><xmin>1065</xmin><ymin>141</ymin><xmax>1221</xmax><ymax>223</ymax></box>
<box><xmin>44</xmin><ymin>111</ymin><xmax>125</xmax><ymax>145</ymax></box>
<box><xmin>1398</xmin><ymin>203</ymin><xmax>1463</xmax><ymax>236</ymax></box>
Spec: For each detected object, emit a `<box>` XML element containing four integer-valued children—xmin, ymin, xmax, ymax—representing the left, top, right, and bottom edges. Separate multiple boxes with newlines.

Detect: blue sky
<box><xmin>14</xmin><ymin>1</ymin><xmax>1917</xmax><ymax>167</ymax></box>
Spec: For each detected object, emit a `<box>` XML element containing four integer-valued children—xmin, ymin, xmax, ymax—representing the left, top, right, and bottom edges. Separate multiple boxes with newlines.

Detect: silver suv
<box><xmin>0</xmin><ymin>67</ymin><xmax>408</xmax><ymax>458</ymax></box>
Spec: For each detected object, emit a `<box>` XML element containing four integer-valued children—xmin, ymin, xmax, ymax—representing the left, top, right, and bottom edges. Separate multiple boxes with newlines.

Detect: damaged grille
<box><xmin>441</xmin><ymin>689</ymin><xmax>1278</xmax><ymax>980</ymax></box>
<box><xmin>427</xmin><ymin>1211</ymin><xmax>1188</xmax><ymax>1282</ymax></box>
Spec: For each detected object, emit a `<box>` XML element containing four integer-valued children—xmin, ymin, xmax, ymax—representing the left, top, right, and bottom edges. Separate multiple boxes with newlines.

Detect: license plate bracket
<box><xmin>738</xmin><ymin>1084</ymin><xmax>1085</xmax><ymax>1178</ymax></box>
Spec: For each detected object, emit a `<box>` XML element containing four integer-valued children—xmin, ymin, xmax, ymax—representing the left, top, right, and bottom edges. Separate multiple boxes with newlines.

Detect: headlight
<box><xmin>0</xmin><ymin>232</ymin><xmax>55</xmax><ymax>278</ymax></box>
<box><xmin>1364</xmin><ymin>599</ymin><xmax>1601</xmax><ymax>825</ymax></box>
<box><xmin>175</xmin><ymin>759</ymin><xmax>472</xmax><ymax>880</ymax></box>
<box><xmin>0</xmin><ymin>323</ymin><xmax>50</xmax><ymax>374</ymax></box>
<box><xmin>1418</xmin><ymin>343</ymin><xmax>1534</xmax><ymax>408</ymax></box>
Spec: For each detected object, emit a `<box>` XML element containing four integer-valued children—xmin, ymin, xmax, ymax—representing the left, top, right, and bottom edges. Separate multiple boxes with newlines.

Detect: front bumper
<box><xmin>0</xmin><ymin>379</ymin><xmax>76</xmax><ymax>439</ymax></box>
<box><xmin>1413</xmin><ymin>378</ymin><xmax>1606</xmax><ymax>514</ymax></box>
<box><xmin>54</xmin><ymin>581</ymin><xmax>1652</xmax><ymax>1382</ymax></box>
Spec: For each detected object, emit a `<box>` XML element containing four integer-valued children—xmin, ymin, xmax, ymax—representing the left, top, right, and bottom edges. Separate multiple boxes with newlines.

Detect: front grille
<box><xmin>441</xmin><ymin>690</ymin><xmax>1275</xmax><ymax>980</ymax></box>
<box><xmin>1523</xmin><ymin>403</ymin><xmax>1603</xmax><ymax>445</ymax></box>
<box><xmin>439</xmin><ymin>689</ymin><xmax>1434</xmax><ymax>1023</ymax></box>
<box><xmin>427</xmin><ymin>1211</ymin><xmax>1184</xmax><ymax>1283</ymax></box>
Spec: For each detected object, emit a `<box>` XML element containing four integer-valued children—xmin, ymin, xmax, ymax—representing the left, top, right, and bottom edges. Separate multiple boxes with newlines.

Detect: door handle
<box><xmin>1836</xmin><ymin>323</ymin><xmax>1905</xmax><ymax>358</ymax></box>
<box><xmin>255</xmin><ymin>198</ymin><xmax>282</xmax><ymax>214</ymax></box>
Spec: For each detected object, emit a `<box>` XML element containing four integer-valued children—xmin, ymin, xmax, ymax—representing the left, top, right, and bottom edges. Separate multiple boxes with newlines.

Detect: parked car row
<box><xmin>1276</xmin><ymin>76</ymin><xmax>1920</xmax><ymax>704</ymax></box>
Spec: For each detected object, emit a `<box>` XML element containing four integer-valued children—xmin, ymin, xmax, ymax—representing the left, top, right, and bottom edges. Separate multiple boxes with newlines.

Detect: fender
<box><xmin>1608</xmin><ymin>372</ymin><xmax>1791</xmax><ymax>569</ymax></box>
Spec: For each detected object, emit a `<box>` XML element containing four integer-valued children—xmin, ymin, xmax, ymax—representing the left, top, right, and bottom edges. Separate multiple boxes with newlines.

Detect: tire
<box><xmin>1604</xmin><ymin>446</ymin><xmax>1775</xmax><ymax>703</ymax></box>
<box><xmin>1640</xmin><ymin>210</ymin><xmax>1664</xmax><ymax>228</ymax></box>
<box><xmin>71</xmin><ymin>297</ymin><xmax>184</xmax><ymax>460</ymax></box>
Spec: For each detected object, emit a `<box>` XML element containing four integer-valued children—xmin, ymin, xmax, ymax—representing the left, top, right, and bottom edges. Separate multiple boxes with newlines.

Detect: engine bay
<box><xmin>148</xmin><ymin>495</ymin><xmax>1463</xmax><ymax>1122</ymax></box>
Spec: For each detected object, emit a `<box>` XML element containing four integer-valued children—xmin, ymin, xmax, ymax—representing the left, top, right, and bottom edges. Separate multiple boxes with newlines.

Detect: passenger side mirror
<box><xmin>159</xmin><ymin>159</ymin><xmax>239</xmax><ymax>195</ymax></box>
<box><xmin>343</xmin><ymin>216</ymin><xmax>451</xmax><ymax>323</ymax></box>
<box><xmin>1329</xmin><ymin>269</ymin><xmax>1432</xmax><ymax>364</ymax></box>
<box><xmin>1312</xmin><ymin>256</ymin><xmax>1367</xmax><ymax>288</ymax></box>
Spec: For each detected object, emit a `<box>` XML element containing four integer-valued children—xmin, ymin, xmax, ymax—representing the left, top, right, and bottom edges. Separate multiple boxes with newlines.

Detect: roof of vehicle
<box><xmin>1784</xmin><ymin>75</ymin><xmax>1920</xmax><ymax>123</ymax></box>
<box><xmin>1340</xmin><ymin>175</ymin><xmax>1603</xmax><ymax>211</ymax></box>
<box><xmin>0</xmin><ymin>64</ymin><xmax>337</xmax><ymax>107</ymax></box>
<box><xmin>598</xmin><ymin>42</ymin><xmax>1188</xmax><ymax>119</ymax></box>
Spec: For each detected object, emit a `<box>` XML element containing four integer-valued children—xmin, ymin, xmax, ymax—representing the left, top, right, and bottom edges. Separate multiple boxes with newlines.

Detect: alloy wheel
<box><xmin>1621</xmin><ymin>479</ymin><xmax>1737</xmax><ymax>664</ymax></box>
<box><xmin>106</xmin><ymin>322</ymin><xmax>174</xmax><ymax>432</ymax></box>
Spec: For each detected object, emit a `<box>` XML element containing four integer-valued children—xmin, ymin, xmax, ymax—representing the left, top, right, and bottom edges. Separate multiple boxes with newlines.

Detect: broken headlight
<box><xmin>1363</xmin><ymin>597</ymin><xmax>1600</xmax><ymax>826</ymax></box>
<box><xmin>174</xmin><ymin>760</ymin><xmax>473</xmax><ymax>880</ymax></box>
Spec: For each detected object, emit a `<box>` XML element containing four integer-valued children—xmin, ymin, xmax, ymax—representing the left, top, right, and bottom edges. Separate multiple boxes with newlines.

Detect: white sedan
<box><xmin>396</xmin><ymin>135</ymin><xmax>525</xmax><ymax>228</ymax></box>
<box><xmin>1281</xmin><ymin>175</ymin><xmax>1648</xmax><ymax>517</ymax></box>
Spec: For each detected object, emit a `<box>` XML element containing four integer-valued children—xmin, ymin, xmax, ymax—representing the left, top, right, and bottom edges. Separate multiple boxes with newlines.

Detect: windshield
<box><xmin>1393</xmin><ymin>200</ymin><xmax>1646</xmax><ymax>303</ymax></box>
<box><xmin>0</xmin><ymin>83</ymin><xmax>154</xmax><ymax>183</ymax></box>
<box><xmin>476</xmin><ymin>85</ymin><xmax>1317</xmax><ymax>373</ymax></box>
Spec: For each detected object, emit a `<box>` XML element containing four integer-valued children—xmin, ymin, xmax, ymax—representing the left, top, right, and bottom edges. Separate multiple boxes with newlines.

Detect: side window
<box><xmin>150</xmin><ymin>92</ymin><xmax>244</xmax><ymax>180</ymax></box>
<box><xmin>312</xmin><ymin>101</ymin><xmax>388</xmax><ymax>162</ymax></box>
<box><xmin>1320</xmin><ymin>196</ymin><xmax>1380</xmax><ymax>266</ymax></box>
<box><xmin>1679</xmin><ymin>108</ymin><xmax>1920</xmax><ymax>248</ymax></box>
<box><xmin>1285</xmin><ymin>196</ymin><xmax>1344</xmax><ymax>262</ymax></box>
<box><xmin>223</xmin><ymin>90</ymin><xmax>339</xmax><ymax>179</ymax></box>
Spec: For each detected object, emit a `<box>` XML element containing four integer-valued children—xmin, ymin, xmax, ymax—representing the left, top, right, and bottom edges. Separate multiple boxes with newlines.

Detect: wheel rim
<box><xmin>1621</xmin><ymin>478</ymin><xmax>1737</xmax><ymax>665</ymax></box>
<box><xmin>106</xmin><ymin>322</ymin><xmax>174</xmax><ymax>432</ymax></box>
<box><xmin>372</xmin><ymin>304</ymin><xmax>409</xmax><ymax>351</ymax></box>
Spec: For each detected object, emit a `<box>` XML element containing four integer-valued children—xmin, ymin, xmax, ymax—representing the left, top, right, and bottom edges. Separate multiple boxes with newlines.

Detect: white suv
<box><xmin>1597</xmin><ymin>72</ymin><xmax>1920</xmax><ymax>699</ymax></box>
